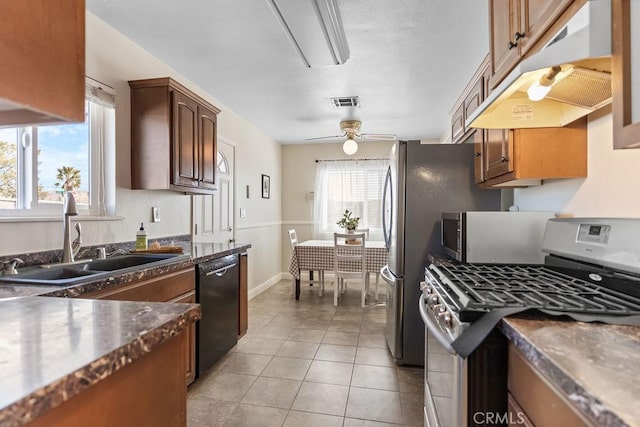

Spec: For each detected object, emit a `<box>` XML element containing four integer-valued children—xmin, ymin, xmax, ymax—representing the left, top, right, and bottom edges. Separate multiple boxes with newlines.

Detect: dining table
<box><xmin>288</xmin><ymin>239</ymin><xmax>388</xmax><ymax>300</ymax></box>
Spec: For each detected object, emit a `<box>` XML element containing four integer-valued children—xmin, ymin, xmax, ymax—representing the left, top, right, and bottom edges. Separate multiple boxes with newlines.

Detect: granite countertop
<box><xmin>0</xmin><ymin>296</ymin><xmax>201</xmax><ymax>426</ymax></box>
<box><xmin>501</xmin><ymin>317</ymin><xmax>640</xmax><ymax>427</ymax></box>
<box><xmin>0</xmin><ymin>242</ymin><xmax>251</xmax><ymax>299</ymax></box>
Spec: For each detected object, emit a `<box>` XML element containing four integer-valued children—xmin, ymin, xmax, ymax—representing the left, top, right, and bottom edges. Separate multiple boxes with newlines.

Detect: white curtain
<box><xmin>313</xmin><ymin>159</ymin><xmax>389</xmax><ymax>241</ymax></box>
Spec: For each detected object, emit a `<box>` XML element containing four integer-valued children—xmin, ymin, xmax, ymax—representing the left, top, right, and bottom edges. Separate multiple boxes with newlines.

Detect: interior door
<box><xmin>192</xmin><ymin>139</ymin><xmax>235</xmax><ymax>243</ymax></box>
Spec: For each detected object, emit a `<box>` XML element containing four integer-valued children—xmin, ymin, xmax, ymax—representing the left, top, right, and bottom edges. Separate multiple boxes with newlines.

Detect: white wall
<box><xmin>0</xmin><ymin>12</ymin><xmax>282</xmax><ymax>292</ymax></box>
<box><xmin>514</xmin><ymin>106</ymin><xmax>640</xmax><ymax>216</ymax></box>
<box><xmin>280</xmin><ymin>140</ymin><xmax>394</xmax><ymax>271</ymax></box>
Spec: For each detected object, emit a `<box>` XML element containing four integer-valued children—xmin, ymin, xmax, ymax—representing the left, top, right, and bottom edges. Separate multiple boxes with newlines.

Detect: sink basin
<box><xmin>80</xmin><ymin>254</ymin><xmax>180</xmax><ymax>271</ymax></box>
<box><xmin>0</xmin><ymin>253</ymin><xmax>186</xmax><ymax>286</ymax></box>
<box><xmin>0</xmin><ymin>268</ymin><xmax>102</xmax><ymax>285</ymax></box>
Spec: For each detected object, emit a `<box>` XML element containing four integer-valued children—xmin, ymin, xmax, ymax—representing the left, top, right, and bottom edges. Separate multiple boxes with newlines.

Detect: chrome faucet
<box><xmin>1</xmin><ymin>258</ymin><xmax>23</xmax><ymax>275</ymax></box>
<box><xmin>61</xmin><ymin>192</ymin><xmax>82</xmax><ymax>263</ymax></box>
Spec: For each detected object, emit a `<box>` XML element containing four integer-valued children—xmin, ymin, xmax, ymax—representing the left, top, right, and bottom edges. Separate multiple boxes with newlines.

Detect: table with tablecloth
<box><xmin>288</xmin><ymin>240</ymin><xmax>388</xmax><ymax>299</ymax></box>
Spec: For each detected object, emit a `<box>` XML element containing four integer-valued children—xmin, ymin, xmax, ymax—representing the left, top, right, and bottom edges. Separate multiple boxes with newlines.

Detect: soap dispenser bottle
<box><xmin>136</xmin><ymin>222</ymin><xmax>148</xmax><ymax>250</ymax></box>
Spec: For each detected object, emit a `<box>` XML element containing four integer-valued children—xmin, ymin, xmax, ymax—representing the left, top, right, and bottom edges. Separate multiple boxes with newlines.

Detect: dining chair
<box><xmin>355</xmin><ymin>228</ymin><xmax>382</xmax><ymax>302</ymax></box>
<box><xmin>333</xmin><ymin>232</ymin><xmax>369</xmax><ymax>307</ymax></box>
<box><xmin>288</xmin><ymin>228</ymin><xmax>324</xmax><ymax>296</ymax></box>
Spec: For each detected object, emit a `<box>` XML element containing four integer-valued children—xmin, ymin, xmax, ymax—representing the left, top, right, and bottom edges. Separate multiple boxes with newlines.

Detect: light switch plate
<box><xmin>152</xmin><ymin>207</ymin><xmax>160</xmax><ymax>222</ymax></box>
<box><xmin>240</xmin><ymin>208</ymin><xmax>246</xmax><ymax>218</ymax></box>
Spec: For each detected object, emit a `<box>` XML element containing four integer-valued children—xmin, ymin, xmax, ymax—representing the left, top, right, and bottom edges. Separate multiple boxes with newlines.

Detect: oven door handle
<box><xmin>419</xmin><ymin>294</ymin><xmax>457</xmax><ymax>356</ymax></box>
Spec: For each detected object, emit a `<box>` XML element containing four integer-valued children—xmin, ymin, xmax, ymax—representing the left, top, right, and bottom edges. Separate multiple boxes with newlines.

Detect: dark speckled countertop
<box><xmin>501</xmin><ymin>317</ymin><xmax>640</xmax><ymax>427</ymax></box>
<box><xmin>0</xmin><ymin>242</ymin><xmax>250</xmax><ymax>299</ymax></box>
<box><xmin>0</xmin><ymin>296</ymin><xmax>201</xmax><ymax>426</ymax></box>
<box><xmin>0</xmin><ymin>241</ymin><xmax>248</xmax><ymax>425</ymax></box>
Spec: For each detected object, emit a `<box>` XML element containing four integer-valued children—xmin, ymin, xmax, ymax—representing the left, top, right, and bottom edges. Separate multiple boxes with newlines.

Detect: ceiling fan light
<box><xmin>343</xmin><ymin>138</ymin><xmax>358</xmax><ymax>155</ymax></box>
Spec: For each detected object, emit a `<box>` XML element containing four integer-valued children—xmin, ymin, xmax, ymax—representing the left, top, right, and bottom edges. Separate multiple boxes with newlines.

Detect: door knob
<box><xmin>507</xmin><ymin>40</ymin><xmax>518</xmax><ymax>50</ymax></box>
<box><xmin>500</xmin><ymin>156</ymin><xmax>508</xmax><ymax>162</ymax></box>
<box><xmin>514</xmin><ymin>32</ymin><xmax>525</xmax><ymax>41</ymax></box>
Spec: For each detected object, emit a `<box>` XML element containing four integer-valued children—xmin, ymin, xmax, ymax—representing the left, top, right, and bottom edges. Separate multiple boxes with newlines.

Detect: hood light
<box><xmin>527</xmin><ymin>66</ymin><xmax>563</xmax><ymax>101</ymax></box>
<box><xmin>342</xmin><ymin>137</ymin><xmax>358</xmax><ymax>155</ymax></box>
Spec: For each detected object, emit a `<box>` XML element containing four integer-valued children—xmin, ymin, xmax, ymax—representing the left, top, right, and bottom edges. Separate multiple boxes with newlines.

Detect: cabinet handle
<box><xmin>500</xmin><ymin>156</ymin><xmax>508</xmax><ymax>162</ymax></box>
<box><xmin>474</xmin><ymin>152</ymin><xmax>482</xmax><ymax>157</ymax></box>
<box><xmin>514</xmin><ymin>32</ymin><xmax>525</xmax><ymax>41</ymax></box>
<box><xmin>507</xmin><ymin>40</ymin><xmax>518</xmax><ymax>50</ymax></box>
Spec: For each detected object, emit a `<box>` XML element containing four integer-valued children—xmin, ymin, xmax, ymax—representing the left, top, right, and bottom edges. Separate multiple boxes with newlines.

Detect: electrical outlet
<box><xmin>152</xmin><ymin>207</ymin><xmax>161</xmax><ymax>222</ymax></box>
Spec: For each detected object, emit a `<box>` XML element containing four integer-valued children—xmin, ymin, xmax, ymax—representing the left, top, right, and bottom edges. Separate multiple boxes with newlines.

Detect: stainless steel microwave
<box><xmin>441</xmin><ymin>211</ymin><xmax>555</xmax><ymax>264</ymax></box>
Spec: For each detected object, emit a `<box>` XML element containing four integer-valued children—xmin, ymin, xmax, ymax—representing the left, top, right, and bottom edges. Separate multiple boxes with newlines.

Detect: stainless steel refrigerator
<box><xmin>380</xmin><ymin>141</ymin><xmax>501</xmax><ymax>366</ymax></box>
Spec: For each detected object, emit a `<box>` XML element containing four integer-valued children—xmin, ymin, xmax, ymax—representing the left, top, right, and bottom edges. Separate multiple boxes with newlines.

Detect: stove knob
<box><xmin>443</xmin><ymin>313</ymin><xmax>452</xmax><ymax>326</ymax></box>
<box><xmin>438</xmin><ymin>309</ymin><xmax>451</xmax><ymax>326</ymax></box>
<box><xmin>430</xmin><ymin>295</ymin><xmax>439</xmax><ymax>304</ymax></box>
<box><xmin>419</xmin><ymin>281</ymin><xmax>427</xmax><ymax>290</ymax></box>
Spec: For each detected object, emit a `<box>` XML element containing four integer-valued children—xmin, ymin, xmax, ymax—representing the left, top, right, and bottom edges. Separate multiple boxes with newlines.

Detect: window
<box><xmin>0</xmin><ymin>79</ymin><xmax>115</xmax><ymax>217</ymax></box>
<box><xmin>313</xmin><ymin>159</ymin><xmax>389</xmax><ymax>240</ymax></box>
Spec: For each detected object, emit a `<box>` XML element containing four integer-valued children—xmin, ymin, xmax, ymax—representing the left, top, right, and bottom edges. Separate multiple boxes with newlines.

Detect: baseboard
<box><xmin>248</xmin><ymin>272</ymin><xmax>283</xmax><ymax>300</ymax></box>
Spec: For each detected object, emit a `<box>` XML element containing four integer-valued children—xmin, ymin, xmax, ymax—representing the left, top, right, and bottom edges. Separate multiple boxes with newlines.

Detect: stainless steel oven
<box><xmin>419</xmin><ymin>268</ymin><xmax>507</xmax><ymax>427</ymax></box>
<box><xmin>441</xmin><ymin>211</ymin><xmax>553</xmax><ymax>264</ymax></box>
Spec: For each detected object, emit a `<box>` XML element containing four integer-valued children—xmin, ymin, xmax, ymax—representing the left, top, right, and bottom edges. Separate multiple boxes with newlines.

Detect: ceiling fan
<box><xmin>305</xmin><ymin>120</ymin><xmax>397</xmax><ymax>155</ymax></box>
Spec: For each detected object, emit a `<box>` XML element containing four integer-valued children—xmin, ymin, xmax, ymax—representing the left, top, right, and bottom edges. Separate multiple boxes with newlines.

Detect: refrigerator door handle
<box><xmin>382</xmin><ymin>166</ymin><xmax>393</xmax><ymax>251</ymax></box>
<box><xmin>380</xmin><ymin>265</ymin><xmax>395</xmax><ymax>285</ymax></box>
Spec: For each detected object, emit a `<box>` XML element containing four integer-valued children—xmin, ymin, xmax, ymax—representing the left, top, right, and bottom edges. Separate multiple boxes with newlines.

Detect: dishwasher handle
<box><xmin>205</xmin><ymin>263</ymin><xmax>237</xmax><ymax>276</ymax></box>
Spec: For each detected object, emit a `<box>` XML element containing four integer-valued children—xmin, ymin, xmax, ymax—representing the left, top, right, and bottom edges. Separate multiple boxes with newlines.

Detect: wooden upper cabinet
<box><xmin>485</xmin><ymin>128</ymin><xmax>513</xmax><ymax>180</ymax></box>
<box><xmin>518</xmin><ymin>0</ymin><xmax>574</xmax><ymax>56</ymax></box>
<box><xmin>489</xmin><ymin>0</ymin><xmax>574</xmax><ymax>89</ymax></box>
<box><xmin>490</xmin><ymin>0</ymin><xmax>521</xmax><ymax>89</ymax></box>
<box><xmin>0</xmin><ymin>0</ymin><xmax>85</xmax><ymax>126</ymax></box>
<box><xmin>198</xmin><ymin>105</ymin><xmax>218</xmax><ymax>190</ymax></box>
<box><xmin>477</xmin><ymin>117</ymin><xmax>587</xmax><ymax>187</ymax></box>
<box><xmin>173</xmin><ymin>91</ymin><xmax>199</xmax><ymax>188</ymax></box>
<box><xmin>450</xmin><ymin>55</ymin><xmax>490</xmax><ymax>144</ymax></box>
<box><xmin>130</xmin><ymin>78</ymin><xmax>221</xmax><ymax>194</ymax></box>
<box><xmin>612</xmin><ymin>0</ymin><xmax>640</xmax><ymax>149</ymax></box>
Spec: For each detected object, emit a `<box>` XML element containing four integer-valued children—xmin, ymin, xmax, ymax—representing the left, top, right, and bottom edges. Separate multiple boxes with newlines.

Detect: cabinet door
<box><xmin>239</xmin><ymin>252</ymin><xmax>248</xmax><ymax>337</ymax></box>
<box><xmin>451</xmin><ymin>102</ymin><xmax>465</xmax><ymax>143</ymax></box>
<box><xmin>474</xmin><ymin>130</ymin><xmax>486</xmax><ymax>184</ymax></box>
<box><xmin>490</xmin><ymin>0</ymin><xmax>521</xmax><ymax>89</ymax></box>
<box><xmin>613</xmin><ymin>0</ymin><xmax>640</xmax><ymax>149</ymax></box>
<box><xmin>485</xmin><ymin>128</ymin><xmax>513</xmax><ymax>179</ymax></box>
<box><xmin>172</xmin><ymin>91</ymin><xmax>199</xmax><ymax>188</ymax></box>
<box><xmin>198</xmin><ymin>105</ymin><xmax>218</xmax><ymax>190</ymax></box>
<box><xmin>518</xmin><ymin>0</ymin><xmax>573</xmax><ymax>56</ymax></box>
<box><xmin>171</xmin><ymin>291</ymin><xmax>197</xmax><ymax>386</ymax></box>
<box><xmin>464</xmin><ymin>77</ymin><xmax>483</xmax><ymax>123</ymax></box>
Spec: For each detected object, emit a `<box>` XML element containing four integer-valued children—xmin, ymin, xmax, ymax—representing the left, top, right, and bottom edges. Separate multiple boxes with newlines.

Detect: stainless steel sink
<box><xmin>0</xmin><ymin>253</ymin><xmax>186</xmax><ymax>286</ymax></box>
<box><xmin>79</xmin><ymin>254</ymin><xmax>180</xmax><ymax>271</ymax></box>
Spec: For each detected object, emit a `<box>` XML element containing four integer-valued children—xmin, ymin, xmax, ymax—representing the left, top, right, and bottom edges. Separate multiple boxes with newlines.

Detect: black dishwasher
<box><xmin>196</xmin><ymin>254</ymin><xmax>239</xmax><ymax>377</ymax></box>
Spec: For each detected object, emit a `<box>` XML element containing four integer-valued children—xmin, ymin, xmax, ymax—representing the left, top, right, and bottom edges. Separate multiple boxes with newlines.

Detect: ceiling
<box><xmin>86</xmin><ymin>0</ymin><xmax>489</xmax><ymax>144</ymax></box>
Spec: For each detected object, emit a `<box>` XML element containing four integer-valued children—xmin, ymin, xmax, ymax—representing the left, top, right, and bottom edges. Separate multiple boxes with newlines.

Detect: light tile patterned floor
<box><xmin>188</xmin><ymin>280</ymin><xmax>424</xmax><ymax>427</ymax></box>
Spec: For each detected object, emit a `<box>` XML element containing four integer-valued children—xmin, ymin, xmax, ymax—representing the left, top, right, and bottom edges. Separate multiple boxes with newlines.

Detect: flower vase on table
<box><xmin>336</xmin><ymin>210</ymin><xmax>361</xmax><ymax>245</ymax></box>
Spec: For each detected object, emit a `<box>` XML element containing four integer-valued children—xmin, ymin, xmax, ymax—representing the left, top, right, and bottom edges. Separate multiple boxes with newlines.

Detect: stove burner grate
<box><xmin>434</xmin><ymin>264</ymin><xmax>640</xmax><ymax>316</ymax></box>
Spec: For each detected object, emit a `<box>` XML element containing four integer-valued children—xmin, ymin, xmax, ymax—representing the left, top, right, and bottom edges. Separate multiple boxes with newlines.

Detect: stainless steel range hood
<box><xmin>467</xmin><ymin>0</ymin><xmax>612</xmax><ymax>130</ymax></box>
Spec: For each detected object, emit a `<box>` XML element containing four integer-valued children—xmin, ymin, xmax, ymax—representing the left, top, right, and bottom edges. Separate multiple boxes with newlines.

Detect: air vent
<box><xmin>331</xmin><ymin>96</ymin><xmax>360</xmax><ymax>108</ymax></box>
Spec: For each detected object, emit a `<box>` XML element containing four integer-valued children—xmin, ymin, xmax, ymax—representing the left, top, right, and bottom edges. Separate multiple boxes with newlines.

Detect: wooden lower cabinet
<box><xmin>80</xmin><ymin>268</ymin><xmax>197</xmax><ymax>386</ymax></box>
<box><xmin>508</xmin><ymin>343</ymin><xmax>593</xmax><ymax>426</ymax></box>
<box><xmin>171</xmin><ymin>291</ymin><xmax>197</xmax><ymax>386</ymax></box>
<box><xmin>239</xmin><ymin>252</ymin><xmax>248</xmax><ymax>337</ymax></box>
<box><xmin>30</xmin><ymin>331</ymin><xmax>187</xmax><ymax>427</ymax></box>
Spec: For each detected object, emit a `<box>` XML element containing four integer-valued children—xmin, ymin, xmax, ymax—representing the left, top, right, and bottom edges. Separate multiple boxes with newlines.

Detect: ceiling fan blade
<box><xmin>305</xmin><ymin>134</ymin><xmax>344</xmax><ymax>141</ymax></box>
<box><xmin>359</xmin><ymin>133</ymin><xmax>397</xmax><ymax>140</ymax></box>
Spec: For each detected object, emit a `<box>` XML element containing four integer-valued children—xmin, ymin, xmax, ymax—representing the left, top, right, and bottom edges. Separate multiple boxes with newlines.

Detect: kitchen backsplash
<box><xmin>2</xmin><ymin>235</ymin><xmax>190</xmax><ymax>268</ymax></box>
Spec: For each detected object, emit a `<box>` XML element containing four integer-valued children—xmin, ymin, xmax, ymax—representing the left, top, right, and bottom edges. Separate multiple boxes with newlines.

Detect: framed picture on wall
<box><xmin>262</xmin><ymin>174</ymin><xmax>270</xmax><ymax>199</ymax></box>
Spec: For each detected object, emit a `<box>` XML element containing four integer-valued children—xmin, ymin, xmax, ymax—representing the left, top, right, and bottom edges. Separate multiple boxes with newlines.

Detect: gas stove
<box><xmin>422</xmin><ymin>217</ymin><xmax>640</xmax><ymax>341</ymax></box>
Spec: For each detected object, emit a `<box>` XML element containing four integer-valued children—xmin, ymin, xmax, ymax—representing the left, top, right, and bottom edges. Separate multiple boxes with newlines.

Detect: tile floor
<box><xmin>187</xmin><ymin>279</ymin><xmax>424</xmax><ymax>427</ymax></box>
